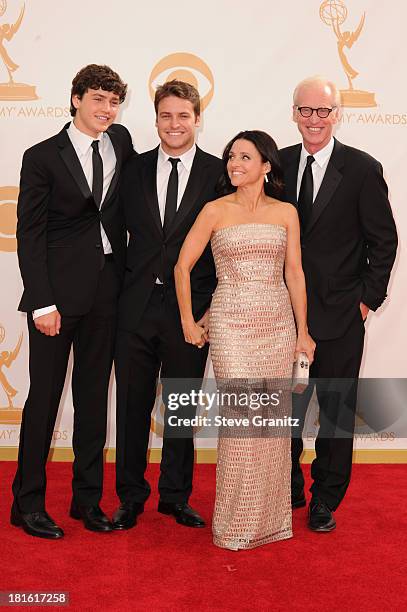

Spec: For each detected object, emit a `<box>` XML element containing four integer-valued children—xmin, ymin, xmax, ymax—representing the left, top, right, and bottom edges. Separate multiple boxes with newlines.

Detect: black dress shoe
<box><xmin>158</xmin><ymin>501</ymin><xmax>205</xmax><ymax>528</ymax></box>
<box><xmin>10</xmin><ymin>504</ymin><xmax>64</xmax><ymax>539</ymax></box>
<box><xmin>69</xmin><ymin>502</ymin><xmax>113</xmax><ymax>532</ymax></box>
<box><xmin>112</xmin><ymin>502</ymin><xmax>144</xmax><ymax>530</ymax></box>
<box><xmin>308</xmin><ymin>498</ymin><xmax>336</xmax><ymax>532</ymax></box>
<box><xmin>292</xmin><ymin>491</ymin><xmax>306</xmax><ymax>509</ymax></box>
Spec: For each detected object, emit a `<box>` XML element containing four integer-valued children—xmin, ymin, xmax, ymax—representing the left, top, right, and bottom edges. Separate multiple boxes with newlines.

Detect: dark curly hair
<box><xmin>217</xmin><ymin>130</ymin><xmax>284</xmax><ymax>198</ymax></box>
<box><xmin>70</xmin><ymin>64</ymin><xmax>127</xmax><ymax>116</ymax></box>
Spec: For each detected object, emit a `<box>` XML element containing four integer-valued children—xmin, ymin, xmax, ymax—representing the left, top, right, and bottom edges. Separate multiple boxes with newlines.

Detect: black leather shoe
<box><xmin>292</xmin><ymin>491</ymin><xmax>306</xmax><ymax>509</ymax></box>
<box><xmin>112</xmin><ymin>502</ymin><xmax>144</xmax><ymax>530</ymax></box>
<box><xmin>69</xmin><ymin>501</ymin><xmax>113</xmax><ymax>532</ymax></box>
<box><xmin>308</xmin><ymin>498</ymin><xmax>336</xmax><ymax>532</ymax></box>
<box><xmin>158</xmin><ymin>501</ymin><xmax>205</xmax><ymax>528</ymax></box>
<box><xmin>10</xmin><ymin>504</ymin><xmax>64</xmax><ymax>539</ymax></box>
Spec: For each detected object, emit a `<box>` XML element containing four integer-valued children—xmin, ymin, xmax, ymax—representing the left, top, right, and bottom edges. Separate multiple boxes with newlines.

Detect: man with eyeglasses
<box><xmin>279</xmin><ymin>76</ymin><xmax>397</xmax><ymax>533</ymax></box>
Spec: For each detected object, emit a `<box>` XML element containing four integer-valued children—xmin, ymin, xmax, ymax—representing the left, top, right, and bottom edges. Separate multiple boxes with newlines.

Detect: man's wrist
<box><xmin>32</xmin><ymin>305</ymin><xmax>57</xmax><ymax>320</ymax></box>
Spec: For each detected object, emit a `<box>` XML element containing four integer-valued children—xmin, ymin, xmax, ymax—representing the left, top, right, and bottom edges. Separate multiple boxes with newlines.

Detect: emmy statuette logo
<box><xmin>320</xmin><ymin>0</ymin><xmax>376</xmax><ymax>107</ymax></box>
<box><xmin>150</xmin><ymin>383</ymin><xmax>206</xmax><ymax>438</ymax></box>
<box><xmin>0</xmin><ymin>1</ymin><xmax>38</xmax><ymax>100</ymax></box>
<box><xmin>0</xmin><ymin>323</ymin><xmax>23</xmax><ymax>424</ymax></box>
<box><xmin>149</xmin><ymin>53</ymin><xmax>214</xmax><ymax>112</ymax></box>
<box><xmin>151</xmin><ymin>383</ymin><xmax>165</xmax><ymax>438</ymax></box>
<box><xmin>0</xmin><ymin>185</ymin><xmax>18</xmax><ymax>252</ymax></box>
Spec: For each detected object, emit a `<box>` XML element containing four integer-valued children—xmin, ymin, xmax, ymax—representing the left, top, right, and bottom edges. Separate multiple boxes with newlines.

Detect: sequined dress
<box><xmin>209</xmin><ymin>223</ymin><xmax>296</xmax><ymax>550</ymax></box>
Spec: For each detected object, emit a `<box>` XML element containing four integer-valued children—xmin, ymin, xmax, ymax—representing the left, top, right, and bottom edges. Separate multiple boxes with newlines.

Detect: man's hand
<box><xmin>196</xmin><ymin>309</ymin><xmax>210</xmax><ymax>343</ymax></box>
<box><xmin>360</xmin><ymin>302</ymin><xmax>370</xmax><ymax>322</ymax></box>
<box><xmin>34</xmin><ymin>310</ymin><xmax>61</xmax><ymax>336</ymax></box>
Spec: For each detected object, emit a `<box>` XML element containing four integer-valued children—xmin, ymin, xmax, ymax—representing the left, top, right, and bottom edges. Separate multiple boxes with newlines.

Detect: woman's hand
<box><xmin>196</xmin><ymin>309</ymin><xmax>210</xmax><ymax>342</ymax></box>
<box><xmin>182</xmin><ymin>321</ymin><xmax>207</xmax><ymax>349</ymax></box>
<box><xmin>295</xmin><ymin>332</ymin><xmax>316</xmax><ymax>365</ymax></box>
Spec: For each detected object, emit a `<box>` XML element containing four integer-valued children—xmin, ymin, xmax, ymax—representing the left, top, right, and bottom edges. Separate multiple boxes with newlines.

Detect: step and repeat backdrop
<box><xmin>1</xmin><ymin>0</ymin><xmax>406</xmax><ymax>458</ymax></box>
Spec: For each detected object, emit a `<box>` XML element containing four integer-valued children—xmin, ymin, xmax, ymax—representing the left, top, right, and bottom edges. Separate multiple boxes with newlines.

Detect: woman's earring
<box><xmin>264</xmin><ymin>174</ymin><xmax>269</xmax><ymax>183</ymax></box>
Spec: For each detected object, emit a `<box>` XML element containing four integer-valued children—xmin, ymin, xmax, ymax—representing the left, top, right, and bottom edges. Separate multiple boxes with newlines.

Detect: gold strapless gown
<box><xmin>209</xmin><ymin>224</ymin><xmax>296</xmax><ymax>550</ymax></box>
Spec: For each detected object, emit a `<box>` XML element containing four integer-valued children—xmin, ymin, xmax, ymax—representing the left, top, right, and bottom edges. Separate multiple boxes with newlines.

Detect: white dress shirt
<box><xmin>296</xmin><ymin>137</ymin><xmax>335</xmax><ymax>202</ymax></box>
<box><xmin>155</xmin><ymin>143</ymin><xmax>196</xmax><ymax>283</ymax></box>
<box><xmin>33</xmin><ymin>121</ymin><xmax>117</xmax><ymax>319</ymax></box>
<box><xmin>156</xmin><ymin>143</ymin><xmax>196</xmax><ymax>223</ymax></box>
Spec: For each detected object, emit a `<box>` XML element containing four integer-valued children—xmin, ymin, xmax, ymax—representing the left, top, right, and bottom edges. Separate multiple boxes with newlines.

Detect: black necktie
<box><xmin>298</xmin><ymin>155</ymin><xmax>315</xmax><ymax>231</ymax></box>
<box><xmin>91</xmin><ymin>140</ymin><xmax>104</xmax><ymax>208</ymax></box>
<box><xmin>163</xmin><ymin>157</ymin><xmax>180</xmax><ymax>235</ymax></box>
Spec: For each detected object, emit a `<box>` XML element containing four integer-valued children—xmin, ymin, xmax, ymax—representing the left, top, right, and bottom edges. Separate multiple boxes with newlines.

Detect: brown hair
<box><xmin>70</xmin><ymin>64</ymin><xmax>127</xmax><ymax>116</ymax></box>
<box><xmin>154</xmin><ymin>80</ymin><xmax>200</xmax><ymax>117</ymax></box>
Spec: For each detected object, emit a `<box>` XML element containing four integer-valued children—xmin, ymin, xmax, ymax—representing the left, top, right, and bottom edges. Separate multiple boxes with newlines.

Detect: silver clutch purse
<box><xmin>292</xmin><ymin>353</ymin><xmax>309</xmax><ymax>394</ymax></box>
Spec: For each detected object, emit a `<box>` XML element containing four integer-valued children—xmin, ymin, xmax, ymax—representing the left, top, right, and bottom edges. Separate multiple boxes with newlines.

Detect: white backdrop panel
<box><xmin>0</xmin><ymin>0</ymin><xmax>405</xmax><ymax>452</ymax></box>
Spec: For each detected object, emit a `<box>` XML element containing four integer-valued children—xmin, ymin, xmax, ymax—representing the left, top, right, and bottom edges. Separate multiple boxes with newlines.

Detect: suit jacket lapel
<box><xmin>283</xmin><ymin>145</ymin><xmax>301</xmax><ymax>208</ymax></box>
<box><xmin>165</xmin><ymin>147</ymin><xmax>208</xmax><ymax>240</ymax></box>
<box><xmin>57</xmin><ymin>125</ymin><xmax>94</xmax><ymax>205</ymax></box>
<box><xmin>305</xmin><ymin>138</ymin><xmax>344</xmax><ymax>235</ymax></box>
<box><xmin>142</xmin><ymin>147</ymin><xmax>163</xmax><ymax>237</ymax></box>
<box><xmin>102</xmin><ymin>126</ymin><xmax>122</xmax><ymax>208</ymax></box>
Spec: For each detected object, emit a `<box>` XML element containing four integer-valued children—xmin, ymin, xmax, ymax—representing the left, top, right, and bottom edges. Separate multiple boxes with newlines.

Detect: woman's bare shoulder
<box><xmin>206</xmin><ymin>194</ymin><xmax>235</xmax><ymax>207</ymax></box>
<box><xmin>266</xmin><ymin>196</ymin><xmax>294</xmax><ymax>210</ymax></box>
<box><xmin>203</xmin><ymin>195</ymin><xmax>235</xmax><ymax>216</ymax></box>
<box><xmin>265</xmin><ymin>197</ymin><xmax>298</xmax><ymax>228</ymax></box>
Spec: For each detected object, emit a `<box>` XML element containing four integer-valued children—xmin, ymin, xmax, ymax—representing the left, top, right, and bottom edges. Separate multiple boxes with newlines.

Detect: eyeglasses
<box><xmin>296</xmin><ymin>106</ymin><xmax>336</xmax><ymax>118</ymax></box>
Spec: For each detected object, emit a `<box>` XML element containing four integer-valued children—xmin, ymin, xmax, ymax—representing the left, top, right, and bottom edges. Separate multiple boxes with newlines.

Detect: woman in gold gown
<box><xmin>175</xmin><ymin>131</ymin><xmax>315</xmax><ymax>550</ymax></box>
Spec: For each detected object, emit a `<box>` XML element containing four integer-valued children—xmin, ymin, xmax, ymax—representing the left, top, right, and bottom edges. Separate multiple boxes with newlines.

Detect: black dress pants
<box><xmin>12</xmin><ymin>259</ymin><xmax>119</xmax><ymax>513</ymax></box>
<box><xmin>291</xmin><ymin>311</ymin><xmax>365</xmax><ymax>511</ymax></box>
<box><xmin>115</xmin><ymin>285</ymin><xmax>209</xmax><ymax>504</ymax></box>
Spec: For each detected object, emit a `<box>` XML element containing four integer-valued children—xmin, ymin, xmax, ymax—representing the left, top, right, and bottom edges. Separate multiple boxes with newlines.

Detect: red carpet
<box><xmin>1</xmin><ymin>462</ymin><xmax>406</xmax><ymax>611</ymax></box>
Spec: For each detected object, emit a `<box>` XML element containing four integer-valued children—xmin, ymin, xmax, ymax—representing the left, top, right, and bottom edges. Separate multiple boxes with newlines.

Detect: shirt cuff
<box><xmin>32</xmin><ymin>305</ymin><xmax>58</xmax><ymax>319</ymax></box>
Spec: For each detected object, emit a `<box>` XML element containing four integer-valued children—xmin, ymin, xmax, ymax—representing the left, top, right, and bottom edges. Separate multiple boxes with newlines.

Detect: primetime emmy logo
<box><xmin>0</xmin><ymin>323</ymin><xmax>23</xmax><ymax>425</ymax></box>
<box><xmin>320</xmin><ymin>0</ymin><xmax>376</xmax><ymax>108</ymax></box>
<box><xmin>0</xmin><ymin>185</ymin><xmax>18</xmax><ymax>252</ymax></box>
<box><xmin>0</xmin><ymin>1</ymin><xmax>38</xmax><ymax>101</ymax></box>
<box><xmin>149</xmin><ymin>53</ymin><xmax>214</xmax><ymax>112</ymax></box>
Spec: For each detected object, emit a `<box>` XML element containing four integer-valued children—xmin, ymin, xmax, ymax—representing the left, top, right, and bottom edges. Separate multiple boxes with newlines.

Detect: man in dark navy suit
<box><xmin>113</xmin><ymin>81</ymin><xmax>222</xmax><ymax>530</ymax></box>
<box><xmin>12</xmin><ymin>64</ymin><xmax>135</xmax><ymax>538</ymax></box>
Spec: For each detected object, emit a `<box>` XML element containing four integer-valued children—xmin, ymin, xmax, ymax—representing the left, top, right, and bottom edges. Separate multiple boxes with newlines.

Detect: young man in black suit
<box><xmin>12</xmin><ymin>64</ymin><xmax>135</xmax><ymax>539</ymax></box>
<box><xmin>279</xmin><ymin>76</ymin><xmax>398</xmax><ymax>532</ymax></box>
<box><xmin>112</xmin><ymin>80</ymin><xmax>222</xmax><ymax>530</ymax></box>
